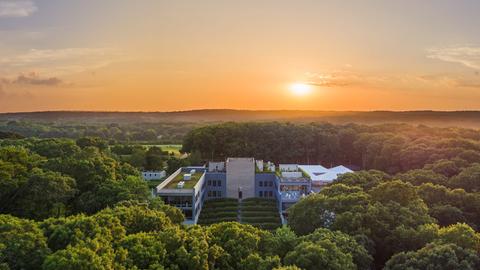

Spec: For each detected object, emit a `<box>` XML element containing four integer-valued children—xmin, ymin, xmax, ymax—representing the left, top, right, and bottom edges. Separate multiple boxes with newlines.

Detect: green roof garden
<box><xmin>165</xmin><ymin>172</ymin><xmax>203</xmax><ymax>189</ymax></box>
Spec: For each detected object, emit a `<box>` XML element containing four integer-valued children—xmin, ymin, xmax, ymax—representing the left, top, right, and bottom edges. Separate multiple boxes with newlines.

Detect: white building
<box><xmin>226</xmin><ymin>158</ymin><xmax>255</xmax><ymax>199</ymax></box>
<box><xmin>279</xmin><ymin>164</ymin><xmax>298</xmax><ymax>172</ymax></box>
<box><xmin>142</xmin><ymin>171</ymin><xmax>166</xmax><ymax>180</ymax></box>
<box><xmin>208</xmin><ymin>161</ymin><xmax>225</xmax><ymax>172</ymax></box>
<box><xmin>298</xmin><ymin>165</ymin><xmax>353</xmax><ymax>192</ymax></box>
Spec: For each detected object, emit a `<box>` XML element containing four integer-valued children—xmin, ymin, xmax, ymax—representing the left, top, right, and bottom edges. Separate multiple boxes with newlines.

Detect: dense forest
<box><xmin>3</xmin><ymin>110</ymin><xmax>480</xmax><ymax>128</ymax></box>
<box><xmin>0</xmin><ymin>120</ymin><xmax>201</xmax><ymax>143</ymax></box>
<box><xmin>182</xmin><ymin>122</ymin><xmax>480</xmax><ymax>173</ymax></box>
<box><xmin>2</xmin><ymin>122</ymin><xmax>480</xmax><ymax>269</ymax></box>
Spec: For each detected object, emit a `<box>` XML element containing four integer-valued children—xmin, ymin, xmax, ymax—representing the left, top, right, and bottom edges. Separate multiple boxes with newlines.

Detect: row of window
<box><xmin>207</xmin><ymin>180</ymin><xmax>222</xmax><ymax>187</ymax></box>
<box><xmin>208</xmin><ymin>190</ymin><xmax>222</xmax><ymax>198</ymax></box>
<box><xmin>259</xmin><ymin>190</ymin><xmax>274</xmax><ymax>198</ymax></box>
<box><xmin>259</xmin><ymin>181</ymin><xmax>273</xmax><ymax>187</ymax></box>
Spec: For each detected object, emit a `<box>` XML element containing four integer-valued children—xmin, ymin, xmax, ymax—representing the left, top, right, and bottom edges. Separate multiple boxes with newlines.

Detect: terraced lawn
<box><xmin>240</xmin><ymin>198</ymin><xmax>281</xmax><ymax>231</ymax></box>
<box><xmin>198</xmin><ymin>198</ymin><xmax>239</xmax><ymax>225</ymax></box>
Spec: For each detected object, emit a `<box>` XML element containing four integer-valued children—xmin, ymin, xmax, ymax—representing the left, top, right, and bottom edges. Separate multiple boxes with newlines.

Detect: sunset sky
<box><xmin>1</xmin><ymin>0</ymin><xmax>480</xmax><ymax>112</ymax></box>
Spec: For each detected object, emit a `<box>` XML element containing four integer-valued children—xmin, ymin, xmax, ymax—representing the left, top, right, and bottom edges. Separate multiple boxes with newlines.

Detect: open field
<box><xmin>141</xmin><ymin>144</ymin><xmax>183</xmax><ymax>156</ymax></box>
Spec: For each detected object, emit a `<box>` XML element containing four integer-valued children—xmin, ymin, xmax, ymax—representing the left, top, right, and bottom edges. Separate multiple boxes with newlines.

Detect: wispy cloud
<box><xmin>1</xmin><ymin>72</ymin><xmax>64</xmax><ymax>87</ymax></box>
<box><xmin>427</xmin><ymin>46</ymin><xmax>480</xmax><ymax>70</ymax></box>
<box><xmin>0</xmin><ymin>47</ymin><xmax>124</xmax><ymax>76</ymax></box>
<box><xmin>304</xmin><ymin>70</ymin><xmax>387</xmax><ymax>88</ymax></box>
<box><xmin>305</xmin><ymin>71</ymin><xmax>354</xmax><ymax>87</ymax></box>
<box><xmin>0</xmin><ymin>1</ymin><xmax>37</xmax><ymax>18</ymax></box>
<box><xmin>418</xmin><ymin>73</ymin><xmax>480</xmax><ymax>89</ymax></box>
<box><xmin>13</xmin><ymin>73</ymin><xmax>63</xmax><ymax>86</ymax></box>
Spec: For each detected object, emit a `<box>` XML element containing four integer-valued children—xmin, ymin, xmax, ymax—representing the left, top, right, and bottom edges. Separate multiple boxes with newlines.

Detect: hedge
<box><xmin>204</xmin><ymin>202</ymin><xmax>238</xmax><ymax>208</ymax></box>
<box><xmin>198</xmin><ymin>217</ymin><xmax>238</xmax><ymax>224</ymax></box>
<box><xmin>242</xmin><ymin>216</ymin><xmax>280</xmax><ymax>223</ymax></box>
<box><xmin>250</xmin><ymin>223</ymin><xmax>281</xmax><ymax>230</ymax></box>
<box><xmin>241</xmin><ymin>206</ymin><xmax>278</xmax><ymax>212</ymax></box>
<box><xmin>200</xmin><ymin>212</ymin><xmax>238</xmax><ymax>219</ymax></box>
<box><xmin>202</xmin><ymin>206</ymin><xmax>238</xmax><ymax>212</ymax></box>
<box><xmin>242</xmin><ymin>198</ymin><xmax>277</xmax><ymax>203</ymax></box>
<box><xmin>241</xmin><ymin>211</ymin><xmax>279</xmax><ymax>218</ymax></box>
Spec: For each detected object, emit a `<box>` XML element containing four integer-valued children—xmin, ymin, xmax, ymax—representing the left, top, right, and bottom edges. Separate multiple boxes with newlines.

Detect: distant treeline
<box><xmin>3</xmin><ymin>110</ymin><xmax>480</xmax><ymax>127</ymax></box>
<box><xmin>182</xmin><ymin>122</ymin><xmax>480</xmax><ymax>174</ymax></box>
<box><xmin>0</xmin><ymin>120</ymin><xmax>202</xmax><ymax>143</ymax></box>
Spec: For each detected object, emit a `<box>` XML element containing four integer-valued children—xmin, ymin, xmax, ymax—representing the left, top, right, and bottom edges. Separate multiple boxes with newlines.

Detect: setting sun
<box><xmin>290</xmin><ymin>83</ymin><xmax>312</xmax><ymax>96</ymax></box>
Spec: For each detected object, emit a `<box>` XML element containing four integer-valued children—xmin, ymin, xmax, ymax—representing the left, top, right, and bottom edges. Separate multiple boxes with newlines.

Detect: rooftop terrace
<box><xmin>165</xmin><ymin>172</ymin><xmax>203</xmax><ymax>189</ymax></box>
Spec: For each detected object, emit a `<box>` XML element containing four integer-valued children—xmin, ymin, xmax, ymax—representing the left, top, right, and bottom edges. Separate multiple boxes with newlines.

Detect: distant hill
<box><xmin>1</xmin><ymin>110</ymin><xmax>480</xmax><ymax>128</ymax></box>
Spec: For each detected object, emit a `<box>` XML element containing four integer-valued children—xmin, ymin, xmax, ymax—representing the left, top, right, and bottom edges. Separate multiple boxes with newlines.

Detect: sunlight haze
<box><xmin>1</xmin><ymin>0</ymin><xmax>480</xmax><ymax>112</ymax></box>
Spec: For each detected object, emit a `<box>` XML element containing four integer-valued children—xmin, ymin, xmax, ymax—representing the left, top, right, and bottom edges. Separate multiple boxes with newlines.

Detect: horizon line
<box><xmin>2</xmin><ymin>109</ymin><xmax>480</xmax><ymax>115</ymax></box>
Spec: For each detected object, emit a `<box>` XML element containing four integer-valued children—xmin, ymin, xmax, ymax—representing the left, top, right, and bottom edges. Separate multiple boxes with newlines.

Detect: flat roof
<box><xmin>299</xmin><ymin>164</ymin><xmax>352</xmax><ymax>182</ymax></box>
<box><xmin>165</xmin><ymin>172</ymin><xmax>203</xmax><ymax>189</ymax></box>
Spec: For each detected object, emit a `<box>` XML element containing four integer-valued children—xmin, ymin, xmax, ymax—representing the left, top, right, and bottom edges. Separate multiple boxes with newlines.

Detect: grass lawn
<box><xmin>160</xmin><ymin>144</ymin><xmax>182</xmax><ymax>156</ymax></box>
<box><xmin>166</xmin><ymin>172</ymin><xmax>203</xmax><ymax>189</ymax></box>
<box><xmin>141</xmin><ymin>144</ymin><xmax>183</xmax><ymax>157</ymax></box>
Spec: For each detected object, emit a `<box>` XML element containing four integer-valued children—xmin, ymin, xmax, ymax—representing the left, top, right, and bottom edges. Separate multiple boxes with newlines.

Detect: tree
<box><xmin>98</xmin><ymin>204</ymin><xmax>174</xmax><ymax>234</ymax></box>
<box><xmin>396</xmin><ymin>169</ymin><xmax>448</xmax><ymax>186</ymax></box>
<box><xmin>369</xmin><ymin>180</ymin><xmax>419</xmax><ymax>206</ymax></box>
<box><xmin>334</xmin><ymin>170</ymin><xmax>389</xmax><ymax>190</ymax></box>
<box><xmin>145</xmin><ymin>147</ymin><xmax>165</xmax><ymax>170</ymax></box>
<box><xmin>166</xmin><ymin>157</ymin><xmax>190</xmax><ymax>175</ymax></box>
<box><xmin>30</xmin><ymin>139</ymin><xmax>80</xmax><ymax>159</ymax></box>
<box><xmin>449</xmin><ymin>164</ymin><xmax>480</xmax><ymax>192</ymax></box>
<box><xmin>287</xmin><ymin>194</ymin><xmax>335</xmax><ymax>235</ymax></box>
<box><xmin>240</xmin><ymin>253</ymin><xmax>281</xmax><ymax>270</ymax></box>
<box><xmin>75</xmin><ymin>137</ymin><xmax>108</xmax><ymax>150</ymax></box>
<box><xmin>385</xmin><ymin>243</ymin><xmax>480</xmax><ymax>270</ymax></box>
<box><xmin>437</xmin><ymin>223</ymin><xmax>480</xmax><ymax>252</ymax></box>
<box><xmin>0</xmin><ymin>215</ymin><xmax>51</xmax><ymax>269</ymax></box>
<box><xmin>117</xmin><ymin>232</ymin><xmax>167</xmax><ymax>269</ymax></box>
<box><xmin>207</xmin><ymin>222</ymin><xmax>272</xmax><ymax>270</ymax></box>
<box><xmin>15</xmin><ymin>168</ymin><xmax>76</xmax><ymax>219</ymax></box>
<box><xmin>300</xmin><ymin>228</ymin><xmax>373</xmax><ymax>270</ymax></box>
<box><xmin>273</xmin><ymin>266</ymin><xmax>301</xmax><ymax>270</ymax></box>
<box><xmin>267</xmin><ymin>226</ymin><xmax>298</xmax><ymax>260</ymax></box>
<box><xmin>42</xmin><ymin>240</ymin><xmax>116</xmax><ymax>270</ymax></box>
<box><xmin>283</xmin><ymin>240</ymin><xmax>355</xmax><ymax>270</ymax></box>
<box><xmin>430</xmin><ymin>205</ymin><xmax>466</xmax><ymax>226</ymax></box>
<box><xmin>155</xmin><ymin>226</ymin><xmax>213</xmax><ymax>270</ymax></box>
<box><xmin>40</xmin><ymin>213</ymin><xmax>125</xmax><ymax>252</ymax></box>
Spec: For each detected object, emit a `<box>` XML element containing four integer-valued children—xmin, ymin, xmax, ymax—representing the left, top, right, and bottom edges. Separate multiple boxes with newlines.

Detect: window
<box><xmin>218</xmin><ymin>180</ymin><xmax>222</xmax><ymax>187</ymax></box>
<box><xmin>213</xmin><ymin>181</ymin><xmax>217</xmax><ymax>187</ymax></box>
<box><xmin>218</xmin><ymin>191</ymin><xmax>222</xmax><ymax>197</ymax></box>
<box><xmin>269</xmin><ymin>191</ymin><xmax>273</xmax><ymax>197</ymax></box>
<box><xmin>207</xmin><ymin>180</ymin><xmax>211</xmax><ymax>186</ymax></box>
<box><xmin>208</xmin><ymin>191</ymin><xmax>212</xmax><ymax>197</ymax></box>
<box><xmin>269</xmin><ymin>181</ymin><xmax>273</xmax><ymax>187</ymax></box>
<box><xmin>259</xmin><ymin>191</ymin><xmax>263</xmax><ymax>197</ymax></box>
<box><xmin>259</xmin><ymin>181</ymin><xmax>263</xmax><ymax>187</ymax></box>
<box><xmin>212</xmin><ymin>191</ymin><xmax>217</xmax><ymax>197</ymax></box>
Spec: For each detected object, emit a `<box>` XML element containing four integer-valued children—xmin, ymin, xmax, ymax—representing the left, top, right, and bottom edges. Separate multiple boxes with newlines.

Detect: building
<box><xmin>142</xmin><ymin>171</ymin><xmax>166</xmax><ymax>180</ymax></box>
<box><xmin>155</xmin><ymin>157</ymin><xmax>353</xmax><ymax>224</ymax></box>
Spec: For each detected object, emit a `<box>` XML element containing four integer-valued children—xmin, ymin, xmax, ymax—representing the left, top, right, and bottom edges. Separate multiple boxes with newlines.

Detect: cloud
<box><xmin>0</xmin><ymin>1</ymin><xmax>37</xmax><ymax>18</ymax></box>
<box><xmin>304</xmin><ymin>70</ymin><xmax>387</xmax><ymax>88</ymax></box>
<box><xmin>0</xmin><ymin>47</ymin><xmax>123</xmax><ymax>76</ymax></box>
<box><xmin>418</xmin><ymin>73</ymin><xmax>480</xmax><ymax>89</ymax></box>
<box><xmin>14</xmin><ymin>73</ymin><xmax>63</xmax><ymax>86</ymax></box>
<box><xmin>305</xmin><ymin>72</ymin><xmax>353</xmax><ymax>87</ymax></box>
<box><xmin>427</xmin><ymin>46</ymin><xmax>480</xmax><ymax>70</ymax></box>
<box><xmin>0</xmin><ymin>72</ymin><xmax>64</xmax><ymax>87</ymax></box>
